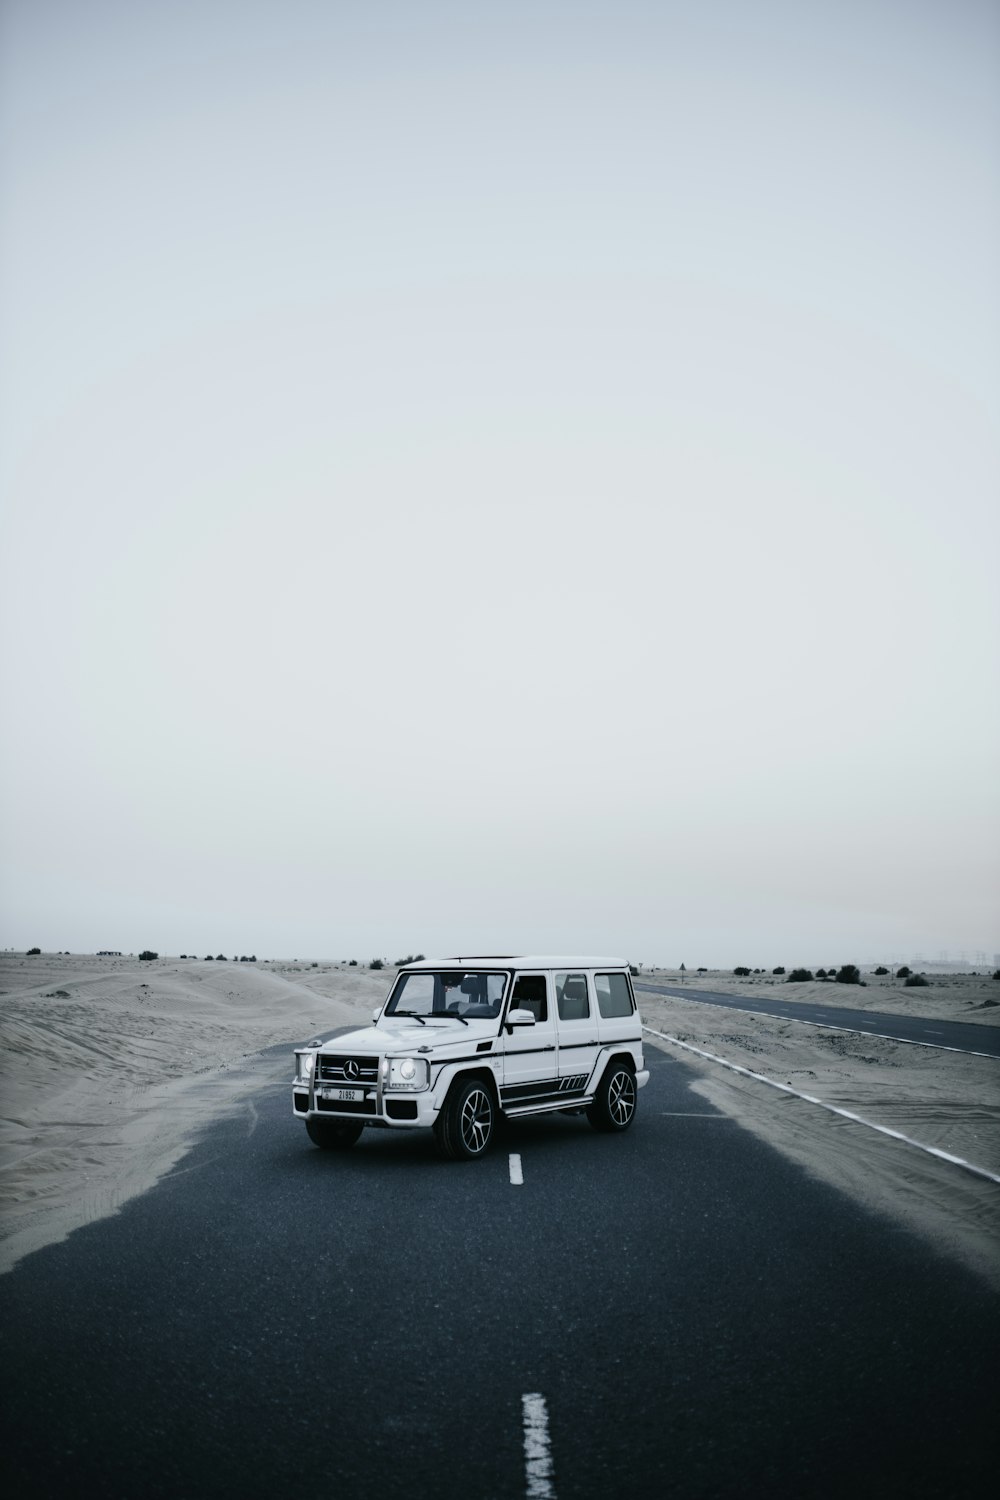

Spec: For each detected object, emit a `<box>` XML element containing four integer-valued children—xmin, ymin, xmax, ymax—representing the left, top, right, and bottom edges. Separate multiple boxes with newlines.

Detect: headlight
<box><xmin>384</xmin><ymin>1057</ymin><xmax>430</xmax><ymax>1091</ymax></box>
<box><xmin>294</xmin><ymin>1051</ymin><xmax>315</xmax><ymax>1083</ymax></box>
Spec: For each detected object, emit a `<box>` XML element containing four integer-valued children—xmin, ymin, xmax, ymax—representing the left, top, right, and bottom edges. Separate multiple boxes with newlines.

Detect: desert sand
<box><xmin>1</xmin><ymin>955</ymin><xmax>998</xmax><ymax>1286</ymax></box>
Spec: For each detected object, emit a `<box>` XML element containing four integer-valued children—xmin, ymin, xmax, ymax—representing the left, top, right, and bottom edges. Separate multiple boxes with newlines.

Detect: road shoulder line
<box><xmin>643</xmin><ymin>1024</ymin><xmax>1000</xmax><ymax>1187</ymax></box>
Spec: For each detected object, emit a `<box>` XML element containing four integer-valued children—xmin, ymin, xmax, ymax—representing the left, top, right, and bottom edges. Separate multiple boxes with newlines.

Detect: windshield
<box><xmin>384</xmin><ymin>970</ymin><xmax>508</xmax><ymax>1021</ymax></box>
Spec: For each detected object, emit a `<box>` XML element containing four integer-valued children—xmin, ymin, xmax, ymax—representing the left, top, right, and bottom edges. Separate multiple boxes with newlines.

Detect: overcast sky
<box><xmin>1</xmin><ymin>0</ymin><xmax>997</xmax><ymax>967</ymax></box>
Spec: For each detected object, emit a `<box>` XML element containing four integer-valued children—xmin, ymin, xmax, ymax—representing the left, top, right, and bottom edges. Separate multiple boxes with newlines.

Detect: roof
<box><xmin>399</xmin><ymin>955</ymin><xmax>631</xmax><ymax>970</ymax></box>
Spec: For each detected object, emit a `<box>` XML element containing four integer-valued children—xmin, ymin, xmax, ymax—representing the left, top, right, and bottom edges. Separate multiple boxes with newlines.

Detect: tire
<box><xmin>306</xmin><ymin>1117</ymin><xmax>365</xmax><ymax>1150</ymax></box>
<box><xmin>434</xmin><ymin>1076</ymin><xmax>496</xmax><ymax>1160</ymax></box>
<box><xmin>586</xmin><ymin>1060</ymin><xmax>637</xmax><ymax>1132</ymax></box>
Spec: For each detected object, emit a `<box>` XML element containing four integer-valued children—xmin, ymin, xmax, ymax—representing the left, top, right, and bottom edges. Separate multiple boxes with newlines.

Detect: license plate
<box><xmin>322</xmin><ymin>1087</ymin><xmax>362</xmax><ymax>1102</ymax></box>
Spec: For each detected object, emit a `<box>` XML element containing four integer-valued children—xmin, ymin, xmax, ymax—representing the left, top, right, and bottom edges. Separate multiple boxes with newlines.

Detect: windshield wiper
<box><xmin>438</xmin><ymin>1012</ymin><xmax>469</xmax><ymax>1025</ymax></box>
<box><xmin>391</xmin><ymin>1010</ymin><xmax>426</xmax><ymax>1025</ymax></box>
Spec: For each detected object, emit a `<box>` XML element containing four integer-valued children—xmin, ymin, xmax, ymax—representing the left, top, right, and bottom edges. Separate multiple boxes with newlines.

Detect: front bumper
<box><xmin>292</xmin><ymin>1081</ymin><xmax>442</xmax><ymax>1129</ymax></box>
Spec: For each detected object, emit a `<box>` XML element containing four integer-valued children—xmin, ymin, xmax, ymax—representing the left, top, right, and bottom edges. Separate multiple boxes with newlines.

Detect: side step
<box><xmin>502</xmin><ymin>1095</ymin><xmax>594</xmax><ymax>1119</ymax></box>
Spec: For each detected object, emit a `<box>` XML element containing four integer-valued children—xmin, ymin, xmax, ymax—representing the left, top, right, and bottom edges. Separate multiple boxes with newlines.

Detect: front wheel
<box><xmin>434</xmin><ymin>1077</ymin><xmax>496</xmax><ymax>1160</ymax></box>
<box><xmin>306</xmin><ymin>1117</ymin><xmax>365</xmax><ymax>1150</ymax></box>
<box><xmin>587</xmin><ymin>1062</ymin><xmax>637</xmax><ymax>1132</ymax></box>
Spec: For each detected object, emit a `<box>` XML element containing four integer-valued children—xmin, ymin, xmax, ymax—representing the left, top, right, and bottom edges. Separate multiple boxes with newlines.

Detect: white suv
<box><xmin>292</xmin><ymin>956</ymin><xmax>649</xmax><ymax>1160</ymax></box>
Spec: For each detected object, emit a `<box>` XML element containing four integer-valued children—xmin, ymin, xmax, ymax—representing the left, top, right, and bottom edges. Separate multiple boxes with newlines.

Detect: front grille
<box><xmin>317</xmin><ymin>1054</ymin><xmax>380</xmax><ymax>1086</ymax></box>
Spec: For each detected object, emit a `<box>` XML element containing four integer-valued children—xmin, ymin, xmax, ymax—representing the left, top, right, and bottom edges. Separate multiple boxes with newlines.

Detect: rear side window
<box><xmin>512</xmin><ymin>974</ymin><xmax>548</xmax><ymax>1022</ymax></box>
<box><xmin>595</xmin><ymin>972</ymin><xmax>633</xmax><ymax>1018</ymax></box>
<box><xmin>555</xmin><ymin>972</ymin><xmax>590</xmax><ymax>1020</ymax></box>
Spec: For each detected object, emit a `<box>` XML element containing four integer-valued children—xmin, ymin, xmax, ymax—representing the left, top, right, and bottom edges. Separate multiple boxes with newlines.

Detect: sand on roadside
<box><xmin>1</xmin><ymin>955</ymin><xmax>997</xmax><ymax>1289</ymax></box>
<box><xmin>0</xmin><ymin>953</ymin><xmax>389</xmax><ymax>1274</ymax></box>
<box><xmin>639</xmin><ymin>978</ymin><xmax>1000</xmax><ymax>1291</ymax></box>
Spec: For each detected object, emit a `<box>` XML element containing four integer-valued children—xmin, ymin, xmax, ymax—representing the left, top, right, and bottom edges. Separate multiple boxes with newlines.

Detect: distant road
<box><xmin>634</xmin><ymin>983</ymin><xmax>1000</xmax><ymax>1058</ymax></box>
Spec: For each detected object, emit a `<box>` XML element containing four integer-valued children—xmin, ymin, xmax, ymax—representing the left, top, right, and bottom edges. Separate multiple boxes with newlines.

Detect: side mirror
<box><xmin>372</xmin><ymin>1007</ymin><xmax>381</xmax><ymax>1024</ymax></box>
<box><xmin>505</xmin><ymin>1007</ymin><xmax>536</xmax><ymax>1030</ymax></box>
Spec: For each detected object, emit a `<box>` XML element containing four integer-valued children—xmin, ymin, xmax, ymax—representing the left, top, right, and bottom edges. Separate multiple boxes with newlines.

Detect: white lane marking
<box><xmin>641</xmin><ymin>992</ymin><xmax>995</xmax><ymax>1059</ymax></box>
<box><xmin>522</xmin><ymin>1392</ymin><xmax>555</xmax><ymax>1498</ymax></box>
<box><xmin>509</xmin><ymin>1153</ymin><xmax>524</xmax><ymax>1185</ymax></box>
<box><xmin>642</xmin><ymin>1025</ymin><xmax>1000</xmax><ymax>1186</ymax></box>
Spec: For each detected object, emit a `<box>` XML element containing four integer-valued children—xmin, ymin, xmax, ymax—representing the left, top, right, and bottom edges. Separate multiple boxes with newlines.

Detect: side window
<box><xmin>595</xmin><ymin>972</ymin><xmax>633</xmax><ymax>1018</ymax></box>
<box><xmin>555</xmin><ymin>972</ymin><xmax>590</xmax><ymax>1021</ymax></box>
<box><xmin>511</xmin><ymin>974</ymin><xmax>547</xmax><ymax>1022</ymax></box>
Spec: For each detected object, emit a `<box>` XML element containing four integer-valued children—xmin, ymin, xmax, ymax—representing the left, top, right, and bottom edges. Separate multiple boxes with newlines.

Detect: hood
<box><xmin>312</xmin><ymin>1017</ymin><xmax>500</xmax><ymax>1053</ymax></box>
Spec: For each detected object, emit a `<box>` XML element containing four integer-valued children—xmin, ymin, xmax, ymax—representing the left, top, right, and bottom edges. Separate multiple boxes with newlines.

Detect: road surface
<box><xmin>1</xmin><ymin>1045</ymin><xmax>997</xmax><ymax>1498</ymax></box>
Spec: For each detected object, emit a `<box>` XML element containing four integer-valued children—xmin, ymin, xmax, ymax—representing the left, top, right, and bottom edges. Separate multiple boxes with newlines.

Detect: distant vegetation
<box><xmin>904</xmin><ymin>974</ymin><xmax>929</xmax><ymax>987</ymax></box>
<box><xmin>139</xmin><ymin>950</ymin><xmax>158</xmax><ymax>962</ymax></box>
<box><xmin>896</xmin><ymin>966</ymin><xmax>912</xmax><ymax>978</ymax></box>
<box><xmin>772</xmin><ymin>966</ymin><xmax>785</xmax><ymax>975</ymax></box>
<box><xmin>874</xmin><ymin>966</ymin><xmax>889</xmax><ymax>975</ymax></box>
<box><xmin>369</xmin><ymin>959</ymin><xmax>384</xmax><ymax>970</ymax></box>
<box><xmin>733</xmin><ymin>966</ymin><xmax>751</xmax><ymax>977</ymax></box>
<box><xmin>786</xmin><ymin>968</ymin><xmax>814</xmax><ymax>982</ymax></box>
<box><xmin>835</xmin><ymin>964</ymin><xmax>861</xmax><ymax>985</ymax></box>
<box><xmin>349</xmin><ymin>959</ymin><xmax>358</xmax><ymax>966</ymax></box>
<box><xmin>993</xmin><ymin>970</ymin><xmax>1000</xmax><ymax>982</ymax></box>
<box><xmin>394</xmin><ymin>953</ymin><xmax>426</xmax><ymax>965</ymax></box>
<box><xmin>26</xmin><ymin>947</ymin><xmax>40</xmax><ymax>955</ymax></box>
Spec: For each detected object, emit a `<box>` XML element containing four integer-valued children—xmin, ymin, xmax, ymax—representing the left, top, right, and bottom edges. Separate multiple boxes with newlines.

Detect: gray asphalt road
<box><xmin>635</xmin><ymin>982</ymin><xmax>1000</xmax><ymax>1057</ymax></box>
<box><xmin>1</xmin><ymin>1046</ymin><xmax>997</xmax><ymax>1498</ymax></box>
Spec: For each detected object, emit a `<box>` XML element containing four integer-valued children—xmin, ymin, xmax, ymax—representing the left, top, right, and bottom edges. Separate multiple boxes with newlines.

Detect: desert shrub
<box><xmin>896</xmin><ymin>966</ymin><xmax>911</xmax><ymax>979</ymax></box>
<box><xmin>992</xmin><ymin>969</ymin><xmax>1000</xmax><ymax>981</ymax></box>
<box><xmin>733</xmin><ymin>966</ymin><xmax>751</xmax><ymax>977</ymax></box>
<box><xmin>311</xmin><ymin>962</ymin><xmax>318</xmax><ymax>968</ymax></box>
<box><xmin>204</xmin><ymin>955</ymin><xmax>214</xmax><ymax>961</ymax></box>
<box><xmin>835</xmin><ymin>964</ymin><xmax>861</xmax><ymax>985</ymax></box>
<box><xmin>904</xmin><ymin>973</ymin><xmax>929</xmax><ymax>987</ymax></box>
<box><xmin>786</xmin><ymin>968</ymin><xmax>813</xmax><ymax>982</ymax></box>
<box><xmin>349</xmin><ymin>959</ymin><xmax>357</xmax><ymax>966</ymax></box>
<box><xmin>369</xmin><ymin>958</ymin><xmax>384</xmax><ymax>970</ymax></box>
<box><xmin>180</xmin><ymin>954</ymin><xmax>188</xmax><ymax>959</ymax></box>
<box><xmin>216</xmin><ymin>954</ymin><xmax>227</xmax><ymax>961</ymax></box>
<box><xmin>139</xmin><ymin>950</ymin><xmax>158</xmax><ymax>962</ymax></box>
<box><xmin>697</xmin><ymin>966</ymin><xmax>707</xmax><ymax>973</ymax></box>
<box><xmin>873</xmin><ymin>965</ymin><xmax>889</xmax><ymax>975</ymax></box>
<box><xmin>772</xmin><ymin>966</ymin><xmax>785</xmax><ymax>975</ymax></box>
<box><xmin>26</xmin><ymin>947</ymin><xmax>41</xmax><ymax>955</ymax></box>
<box><xmin>816</xmin><ymin>968</ymin><xmax>827</xmax><ymax>978</ymax></box>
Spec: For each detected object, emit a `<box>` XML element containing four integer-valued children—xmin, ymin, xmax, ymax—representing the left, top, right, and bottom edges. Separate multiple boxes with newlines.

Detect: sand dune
<box><xmin>1</xmin><ymin>955</ymin><xmax>997</xmax><ymax>1286</ymax></box>
<box><xmin>0</xmin><ymin>954</ymin><xmax>385</xmax><ymax>1274</ymax></box>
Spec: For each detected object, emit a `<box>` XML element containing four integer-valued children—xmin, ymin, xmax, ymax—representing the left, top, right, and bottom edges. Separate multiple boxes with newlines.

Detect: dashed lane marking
<box><xmin>522</xmin><ymin>1392</ymin><xmax>555</xmax><ymax>1498</ymax></box>
<box><xmin>643</xmin><ymin>1024</ymin><xmax>1000</xmax><ymax>1186</ymax></box>
<box><xmin>509</xmin><ymin>1153</ymin><xmax>523</xmax><ymax>1185</ymax></box>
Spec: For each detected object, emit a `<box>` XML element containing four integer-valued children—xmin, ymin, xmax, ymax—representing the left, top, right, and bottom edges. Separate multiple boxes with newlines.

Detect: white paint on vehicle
<box><xmin>522</xmin><ymin>1392</ymin><xmax>555</xmax><ymax>1498</ymax></box>
<box><xmin>509</xmin><ymin>1153</ymin><xmax>524</xmax><ymax>1185</ymax></box>
<box><xmin>643</xmin><ymin>1025</ymin><xmax>1000</xmax><ymax>1186</ymax></box>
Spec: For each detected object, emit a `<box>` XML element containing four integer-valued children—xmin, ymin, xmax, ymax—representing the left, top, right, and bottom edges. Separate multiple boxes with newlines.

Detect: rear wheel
<box><xmin>306</xmin><ymin>1118</ymin><xmax>365</xmax><ymax>1150</ymax></box>
<box><xmin>586</xmin><ymin>1061</ymin><xmax>637</xmax><ymax>1132</ymax></box>
<box><xmin>434</xmin><ymin>1076</ymin><xmax>496</xmax><ymax>1160</ymax></box>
